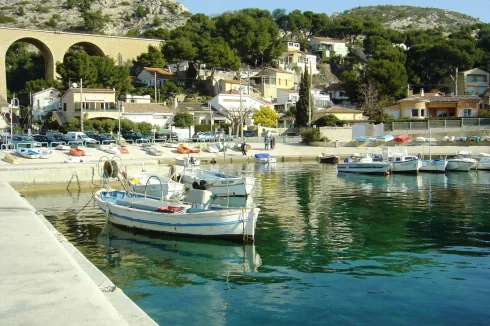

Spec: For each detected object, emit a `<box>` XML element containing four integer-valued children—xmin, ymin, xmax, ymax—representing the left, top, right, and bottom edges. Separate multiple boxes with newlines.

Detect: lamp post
<box><xmin>9</xmin><ymin>95</ymin><xmax>19</xmax><ymax>139</ymax></box>
<box><xmin>80</xmin><ymin>78</ymin><xmax>84</xmax><ymax>132</ymax></box>
<box><xmin>118</xmin><ymin>100</ymin><xmax>121</xmax><ymax>142</ymax></box>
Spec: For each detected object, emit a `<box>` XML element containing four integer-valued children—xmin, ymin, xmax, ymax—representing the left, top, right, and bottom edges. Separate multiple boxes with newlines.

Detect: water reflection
<box><xmin>99</xmin><ymin>224</ymin><xmax>261</xmax><ymax>285</ymax></box>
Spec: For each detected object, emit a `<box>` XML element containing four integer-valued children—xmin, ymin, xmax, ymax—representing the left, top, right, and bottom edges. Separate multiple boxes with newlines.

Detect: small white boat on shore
<box><xmin>55</xmin><ymin>144</ymin><xmax>70</xmax><ymax>151</ymax></box>
<box><xmin>205</xmin><ymin>144</ymin><xmax>220</xmax><ymax>153</ymax></box>
<box><xmin>175</xmin><ymin>156</ymin><xmax>200</xmax><ymax>166</ymax></box>
<box><xmin>94</xmin><ymin>188</ymin><xmax>260</xmax><ymax>242</ymax></box>
<box><xmin>16</xmin><ymin>147</ymin><xmax>40</xmax><ymax>159</ymax></box>
<box><xmin>337</xmin><ymin>153</ymin><xmax>390</xmax><ymax>175</ymax></box>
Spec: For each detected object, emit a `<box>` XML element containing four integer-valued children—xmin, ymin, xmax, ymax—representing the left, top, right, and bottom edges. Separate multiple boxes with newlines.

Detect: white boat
<box><xmin>382</xmin><ymin>147</ymin><xmax>421</xmax><ymax>174</ymax></box>
<box><xmin>446</xmin><ymin>150</ymin><xmax>478</xmax><ymax>172</ymax></box>
<box><xmin>419</xmin><ymin>129</ymin><xmax>447</xmax><ymax>173</ymax></box>
<box><xmin>55</xmin><ymin>144</ymin><xmax>70</xmax><ymax>150</ymax></box>
<box><xmin>16</xmin><ymin>147</ymin><xmax>40</xmax><ymax>159</ymax></box>
<box><xmin>254</xmin><ymin>153</ymin><xmax>277</xmax><ymax>164</ymax></box>
<box><xmin>337</xmin><ymin>153</ymin><xmax>390</xmax><ymax>175</ymax></box>
<box><xmin>205</xmin><ymin>144</ymin><xmax>220</xmax><ymax>153</ymax></box>
<box><xmin>163</xmin><ymin>142</ymin><xmax>179</xmax><ymax>148</ymax></box>
<box><xmin>64</xmin><ymin>155</ymin><xmax>86</xmax><ymax>163</ymax></box>
<box><xmin>142</xmin><ymin>145</ymin><xmax>163</xmax><ymax>156</ymax></box>
<box><xmin>178</xmin><ymin>167</ymin><xmax>255</xmax><ymax>197</ymax></box>
<box><xmin>175</xmin><ymin>156</ymin><xmax>200</xmax><ymax>166</ymax></box>
<box><xmin>420</xmin><ymin>159</ymin><xmax>448</xmax><ymax>173</ymax></box>
<box><xmin>476</xmin><ymin>154</ymin><xmax>490</xmax><ymax>170</ymax></box>
<box><xmin>101</xmin><ymin>143</ymin><xmax>121</xmax><ymax>155</ymax></box>
<box><xmin>94</xmin><ymin>188</ymin><xmax>260</xmax><ymax>242</ymax></box>
<box><xmin>127</xmin><ymin>171</ymin><xmax>185</xmax><ymax>200</ymax></box>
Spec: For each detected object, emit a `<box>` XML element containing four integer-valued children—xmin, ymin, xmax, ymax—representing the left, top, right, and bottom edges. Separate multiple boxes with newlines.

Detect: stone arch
<box><xmin>65</xmin><ymin>42</ymin><xmax>105</xmax><ymax>57</ymax></box>
<box><xmin>6</xmin><ymin>37</ymin><xmax>55</xmax><ymax>80</ymax></box>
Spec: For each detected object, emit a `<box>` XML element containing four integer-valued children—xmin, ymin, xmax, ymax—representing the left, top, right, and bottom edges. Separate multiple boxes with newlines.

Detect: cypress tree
<box><xmin>295</xmin><ymin>66</ymin><xmax>310</xmax><ymax>127</ymax></box>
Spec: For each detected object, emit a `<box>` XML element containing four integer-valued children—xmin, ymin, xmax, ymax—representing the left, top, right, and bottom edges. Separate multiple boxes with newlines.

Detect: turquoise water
<box><xmin>23</xmin><ymin>163</ymin><xmax>490</xmax><ymax>325</ymax></box>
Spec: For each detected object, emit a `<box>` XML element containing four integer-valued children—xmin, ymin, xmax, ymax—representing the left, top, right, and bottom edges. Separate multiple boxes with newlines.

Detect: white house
<box><xmin>31</xmin><ymin>88</ymin><xmax>61</xmax><ymax>121</ymax></box>
<box><xmin>309</xmin><ymin>37</ymin><xmax>349</xmax><ymax>59</ymax></box>
<box><xmin>121</xmin><ymin>94</ymin><xmax>152</xmax><ymax>103</ymax></box>
<box><xmin>121</xmin><ymin>103</ymin><xmax>175</xmax><ymax>127</ymax></box>
<box><xmin>311</xmin><ymin>88</ymin><xmax>331</xmax><ymax>109</ymax></box>
<box><xmin>209</xmin><ymin>93</ymin><xmax>274</xmax><ymax>125</ymax></box>
<box><xmin>136</xmin><ymin>67</ymin><xmax>176</xmax><ymax>87</ymax></box>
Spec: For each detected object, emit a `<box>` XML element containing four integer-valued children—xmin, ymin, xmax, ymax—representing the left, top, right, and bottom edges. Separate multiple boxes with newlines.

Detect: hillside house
<box><xmin>309</xmin><ymin>37</ymin><xmax>349</xmax><ymax>60</ymax></box>
<box><xmin>313</xmin><ymin>106</ymin><xmax>366</xmax><ymax>122</ymax></box>
<box><xmin>442</xmin><ymin>68</ymin><xmax>490</xmax><ymax>96</ymax></box>
<box><xmin>383</xmin><ymin>94</ymin><xmax>481</xmax><ymax>119</ymax></box>
<box><xmin>137</xmin><ymin>67</ymin><xmax>177</xmax><ymax>87</ymax></box>
<box><xmin>121</xmin><ymin>103</ymin><xmax>174</xmax><ymax>127</ymax></box>
<box><xmin>249</xmin><ymin>68</ymin><xmax>295</xmax><ymax>101</ymax></box>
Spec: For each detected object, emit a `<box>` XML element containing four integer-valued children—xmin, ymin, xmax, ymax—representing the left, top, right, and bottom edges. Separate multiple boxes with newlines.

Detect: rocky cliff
<box><xmin>0</xmin><ymin>0</ymin><xmax>189</xmax><ymax>36</ymax></box>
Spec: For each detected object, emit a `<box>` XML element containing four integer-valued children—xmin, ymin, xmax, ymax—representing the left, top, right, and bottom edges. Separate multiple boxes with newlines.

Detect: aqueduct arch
<box><xmin>0</xmin><ymin>27</ymin><xmax>162</xmax><ymax>103</ymax></box>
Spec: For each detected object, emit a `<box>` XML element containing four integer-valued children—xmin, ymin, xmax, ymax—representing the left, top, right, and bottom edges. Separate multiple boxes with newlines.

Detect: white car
<box><xmin>262</xmin><ymin>130</ymin><xmax>280</xmax><ymax>137</ymax></box>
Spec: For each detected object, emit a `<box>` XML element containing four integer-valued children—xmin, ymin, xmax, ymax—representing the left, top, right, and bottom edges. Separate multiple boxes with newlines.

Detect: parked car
<box><xmin>192</xmin><ymin>132</ymin><xmax>215</xmax><ymax>142</ymax></box>
<box><xmin>32</xmin><ymin>134</ymin><xmax>58</xmax><ymax>145</ymax></box>
<box><xmin>244</xmin><ymin>130</ymin><xmax>254</xmax><ymax>137</ymax></box>
<box><xmin>9</xmin><ymin>136</ymin><xmax>41</xmax><ymax>147</ymax></box>
<box><xmin>92</xmin><ymin>134</ymin><xmax>114</xmax><ymax>143</ymax></box>
<box><xmin>122</xmin><ymin>131</ymin><xmax>145</xmax><ymax>142</ymax></box>
<box><xmin>156</xmin><ymin>130</ymin><xmax>179</xmax><ymax>142</ymax></box>
<box><xmin>65</xmin><ymin>131</ymin><xmax>97</xmax><ymax>144</ymax></box>
<box><xmin>52</xmin><ymin>133</ymin><xmax>70</xmax><ymax>143</ymax></box>
<box><xmin>84</xmin><ymin>130</ymin><xmax>98</xmax><ymax>138</ymax></box>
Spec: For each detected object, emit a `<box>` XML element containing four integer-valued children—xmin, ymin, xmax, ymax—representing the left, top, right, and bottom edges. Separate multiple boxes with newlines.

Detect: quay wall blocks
<box><xmin>0</xmin><ymin>160</ymin><xmax>166</xmax><ymax>186</ymax></box>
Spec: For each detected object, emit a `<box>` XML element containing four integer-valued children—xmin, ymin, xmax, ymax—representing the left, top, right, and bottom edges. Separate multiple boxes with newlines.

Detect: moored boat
<box><xmin>178</xmin><ymin>167</ymin><xmax>255</xmax><ymax>197</ymax></box>
<box><xmin>127</xmin><ymin>171</ymin><xmax>185</xmax><ymax>200</ymax></box>
<box><xmin>337</xmin><ymin>153</ymin><xmax>390</xmax><ymax>175</ymax></box>
<box><xmin>419</xmin><ymin>158</ymin><xmax>448</xmax><ymax>173</ymax></box>
<box><xmin>317</xmin><ymin>153</ymin><xmax>340</xmax><ymax>164</ymax></box>
<box><xmin>446</xmin><ymin>150</ymin><xmax>478</xmax><ymax>172</ymax></box>
<box><xmin>254</xmin><ymin>153</ymin><xmax>276</xmax><ymax>164</ymax></box>
<box><xmin>94</xmin><ymin>188</ymin><xmax>259</xmax><ymax>242</ymax></box>
<box><xmin>474</xmin><ymin>153</ymin><xmax>490</xmax><ymax>170</ymax></box>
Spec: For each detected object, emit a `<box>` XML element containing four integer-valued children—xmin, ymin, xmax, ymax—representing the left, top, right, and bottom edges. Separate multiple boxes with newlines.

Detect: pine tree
<box><xmin>295</xmin><ymin>66</ymin><xmax>310</xmax><ymax>127</ymax></box>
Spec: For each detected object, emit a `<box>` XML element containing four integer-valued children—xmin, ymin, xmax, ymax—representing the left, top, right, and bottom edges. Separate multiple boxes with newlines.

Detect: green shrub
<box><xmin>34</xmin><ymin>5</ymin><xmax>51</xmax><ymax>13</ymax></box>
<box><xmin>17</xmin><ymin>6</ymin><xmax>26</xmax><ymax>16</ymax></box>
<box><xmin>0</xmin><ymin>15</ymin><xmax>16</xmax><ymax>23</ymax></box>
<box><xmin>135</xmin><ymin>5</ymin><xmax>147</xmax><ymax>18</ymax></box>
<box><xmin>301</xmin><ymin>129</ymin><xmax>321</xmax><ymax>145</ymax></box>
<box><xmin>120</xmin><ymin>1</ymin><xmax>130</xmax><ymax>5</ymax></box>
<box><xmin>52</xmin><ymin>14</ymin><xmax>61</xmax><ymax>20</ymax></box>
<box><xmin>45</xmin><ymin>18</ymin><xmax>57</xmax><ymax>28</ymax></box>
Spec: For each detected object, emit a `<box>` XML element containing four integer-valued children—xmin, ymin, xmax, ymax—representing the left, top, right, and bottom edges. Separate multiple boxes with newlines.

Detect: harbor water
<box><xmin>22</xmin><ymin>162</ymin><xmax>490</xmax><ymax>325</ymax></box>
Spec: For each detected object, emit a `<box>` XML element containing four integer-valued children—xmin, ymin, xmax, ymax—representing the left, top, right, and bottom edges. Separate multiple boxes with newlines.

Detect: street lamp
<box><xmin>80</xmin><ymin>78</ymin><xmax>83</xmax><ymax>132</ymax></box>
<box><xmin>9</xmin><ymin>95</ymin><xmax>19</xmax><ymax>140</ymax></box>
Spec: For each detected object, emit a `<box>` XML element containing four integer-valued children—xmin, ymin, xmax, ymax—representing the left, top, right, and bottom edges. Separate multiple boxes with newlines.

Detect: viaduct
<box><xmin>0</xmin><ymin>27</ymin><xmax>162</xmax><ymax>103</ymax></box>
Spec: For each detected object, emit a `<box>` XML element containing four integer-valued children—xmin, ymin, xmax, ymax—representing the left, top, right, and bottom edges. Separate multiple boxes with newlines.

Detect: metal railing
<box><xmin>385</xmin><ymin>118</ymin><xmax>490</xmax><ymax>131</ymax></box>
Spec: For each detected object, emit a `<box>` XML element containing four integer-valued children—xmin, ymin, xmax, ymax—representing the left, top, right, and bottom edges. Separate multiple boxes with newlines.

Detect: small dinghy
<box><xmin>64</xmin><ymin>156</ymin><xmax>87</xmax><ymax>163</ymax></box>
<box><xmin>16</xmin><ymin>147</ymin><xmax>40</xmax><ymax>159</ymax></box>
<box><xmin>69</xmin><ymin>147</ymin><xmax>86</xmax><ymax>157</ymax></box>
<box><xmin>254</xmin><ymin>153</ymin><xmax>277</xmax><ymax>164</ymax></box>
<box><xmin>55</xmin><ymin>144</ymin><xmax>70</xmax><ymax>151</ymax></box>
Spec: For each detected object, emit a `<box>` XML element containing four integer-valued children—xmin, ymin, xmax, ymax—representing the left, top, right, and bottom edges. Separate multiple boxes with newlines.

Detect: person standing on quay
<box><xmin>241</xmin><ymin>142</ymin><xmax>247</xmax><ymax>156</ymax></box>
<box><xmin>271</xmin><ymin>137</ymin><xmax>275</xmax><ymax>150</ymax></box>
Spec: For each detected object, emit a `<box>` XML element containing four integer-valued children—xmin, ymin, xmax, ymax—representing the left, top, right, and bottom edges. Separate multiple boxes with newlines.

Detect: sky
<box><xmin>179</xmin><ymin>0</ymin><xmax>489</xmax><ymax>23</ymax></box>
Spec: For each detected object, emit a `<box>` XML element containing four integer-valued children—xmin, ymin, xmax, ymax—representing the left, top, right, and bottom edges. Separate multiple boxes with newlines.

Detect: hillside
<box><xmin>0</xmin><ymin>0</ymin><xmax>189</xmax><ymax>36</ymax></box>
<box><xmin>344</xmin><ymin>5</ymin><xmax>481</xmax><ymax>31</ymax></box>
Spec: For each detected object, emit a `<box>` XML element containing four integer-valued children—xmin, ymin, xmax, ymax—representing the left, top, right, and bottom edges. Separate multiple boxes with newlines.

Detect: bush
<box><xmin>0</xmin><ymin>15</ymin><xmax>16</xmax><ymax>23</ymax></box>
<box><xmin>314</xmin><ymin>114</ymin><xmax>344</xmax><ymax>127</ymax></box>
<box><xmin>301</xmin><ymin>129</ymin><xmax>321</xmax><ymax>145</ymax></box>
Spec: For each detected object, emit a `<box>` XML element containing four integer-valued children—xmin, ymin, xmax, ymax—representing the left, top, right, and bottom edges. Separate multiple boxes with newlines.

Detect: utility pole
<box><xmin>9</xmin><ymin>94</ymin><xmax>19</xmax><ymax>139</ymax></box>
<box><xmin>154</xmin><ymin>71</ymin><xmax>157</xmax><ymax>103</ymax></box>
<box><xmin>118</xmin><ymin>100</ymin><xmax>121</xmax><ymax>142</ymax></box>
<box><xmin>308</xmin><ymin>62</ymin><xmax>312</xmax><ymax>127</ymax></box>
<box><xmin>80</xmin><ymin>78</ymin><xmax>84</xmax><ymax>132</ymax></box>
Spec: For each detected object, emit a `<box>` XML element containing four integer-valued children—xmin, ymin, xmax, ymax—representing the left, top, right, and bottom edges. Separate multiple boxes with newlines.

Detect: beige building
<box><xmin>384</xmin><ymin>93</ymin><xmax>481</xmax><ymax>119</ymax></box>
<box><xmin>217</xmin><ymin>79</ymin><xmax>250</xmax><ymax>95</ymax></box>
<box><xmin>309</xmin><ymin>37</ymin><xmax>349</xmax><ymax>59</ymax></box>
<box><xmin>121</xmin><ymin>103</ymin><xmax>174</xmax><ymax>126</ymax></box>
<box><xmin>313</xmin><ymin>107</ymin><xmax>366</xmax><ymax>122</ymax></box>
<box><xmin>61</xmin><ymin>87</ymin><xmax>117</xmax><ymax>121</ymax></box>
<box><xmin>249</xmin><ymin>68</ymin><xmax>295</xmax><ymax>100</ymax></box>
<box><xmin>443</xmin><ymin>68</ymin><xmax>490</xmax><ymax>96</ymax></box>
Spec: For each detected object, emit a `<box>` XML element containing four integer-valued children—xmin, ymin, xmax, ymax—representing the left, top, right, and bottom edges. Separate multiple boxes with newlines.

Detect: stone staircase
<box><xmin>52</xmin><ymin>110</ymin><xmax>68</xmax><ymax>125</ymax></box>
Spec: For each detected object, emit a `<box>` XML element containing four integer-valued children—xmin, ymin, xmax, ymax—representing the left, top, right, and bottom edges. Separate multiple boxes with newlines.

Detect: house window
<box><xmin>411</xmin><ymin>109</ymin><xmax>419</xmax><ymax>117</ymax></box>
<box><xmin>437</xmin><ymin>110</ymin><xmax>448</xmax><ymax>117</ymax></box>
<box><xmin>63</xmin><ymin>103</ymin><xmax>67</xmax><ymax>111</ymax></box>
<box><xmin>463</xmin><ymin>109</ymin><xmax>473</xmax><ymax>117</ymax></box>
<box><xmin>420</xmin><ymin>109</ymin><xmax>425</xmax><ymax>117</ymax></box>
<box><xmin>476</xmin><ymin>75</ymin><xmax>487</xmax><ymax>82</ymax></box>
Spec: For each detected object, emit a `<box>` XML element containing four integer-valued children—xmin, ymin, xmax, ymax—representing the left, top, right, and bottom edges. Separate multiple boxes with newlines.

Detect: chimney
<box><xmin>421</xmin><ymin>89</ymin><xmax>424</xmax><ymax>97</ymax></box>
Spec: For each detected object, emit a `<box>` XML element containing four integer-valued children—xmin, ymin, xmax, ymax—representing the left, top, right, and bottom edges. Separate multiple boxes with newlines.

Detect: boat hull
<box><xmin>95</xmin><ymin>190</ymin><xmax>259</xmax><ymax>242</ymax></box>
<box><xmin>16</xmin><ymin>148</ymin><xmax>40</xmax><ymax>159</ymax></box>
<box><xmin>180</xmin><ymin>173</ymin><xmax>254</xmax><ymax>197</ymax></box>
<box><xmin>446</xmin><ymin>159</ymin><xmax>478</xmax><ymax>172</ymax></box>
<box><xmin>337</xmin><ymin>162</ymin><xmax>390</xmax><ymax>174</ymax></box>
<box><xmin>419</xmin><ymin>160</ymin><xmax>447</xmax><ymax>173</ymax></box>
<box><xmin>391</xmin><ymin>158</ymin><xmax>422</xmax><ymax>174</ymax></box>
<box><xmin>128</xmin><ymin>172</ymin><xmax>185</xmax><ymax>200</ymax></box>
<box><xmin>317</xmin><ymin>155</ymin><xmax>340</xmax><ymax>164</ymax></box>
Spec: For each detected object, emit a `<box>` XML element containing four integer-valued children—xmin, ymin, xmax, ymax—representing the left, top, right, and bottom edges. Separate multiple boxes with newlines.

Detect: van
<box><xmin>65</xmin><ymin>131</ymin><xmax>97</xmax><ymax>144</ymax></box>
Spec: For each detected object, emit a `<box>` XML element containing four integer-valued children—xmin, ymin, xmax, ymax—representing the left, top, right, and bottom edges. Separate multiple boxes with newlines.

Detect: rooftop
<box><xmin>141</xmin><ymin>67</ymin><xmax>174</xmax><ymax>79</ymax></box>
<box><xmin>399</xmin><ymin>95</ymin><xmax>481</xmax><ymax>102</ymax></box>
<box><xmin>323</xmin><ymin>106</ymin><xmax>363</xmax><ymax>114</ymax></box>
<box><xmin>312</xmin><ymin>37</ymin><xmax>345</xmax><ymax>43</ymax></box>
<box><xmin>122</xmin><ymin>103</ymin><xmax>174</xmax><ymax>114</ymax></box>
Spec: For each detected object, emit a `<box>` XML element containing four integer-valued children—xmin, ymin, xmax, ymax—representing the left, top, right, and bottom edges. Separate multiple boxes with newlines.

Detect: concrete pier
<box><xmin>0</xmin><ymin>178</ymin><xmax>157</xmax><ymax>325</ymax></box>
